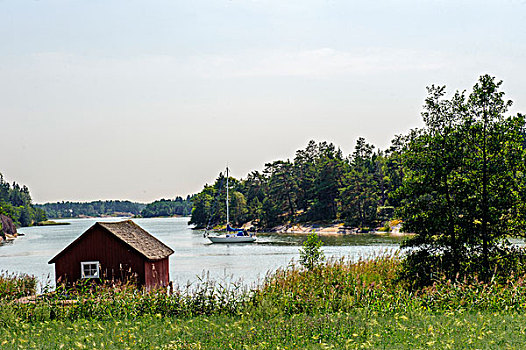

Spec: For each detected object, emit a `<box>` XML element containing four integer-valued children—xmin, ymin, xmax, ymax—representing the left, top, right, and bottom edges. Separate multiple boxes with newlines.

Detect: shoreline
<box><xmin>266</xmin><ymin>223</ymin><xmax>413</xmax><ymax>237</ymax></box>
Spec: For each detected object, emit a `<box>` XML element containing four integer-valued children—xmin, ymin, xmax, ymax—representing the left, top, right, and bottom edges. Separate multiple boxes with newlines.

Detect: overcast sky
<box><xmin>1</xmin><ymin>0</ymin><xmax>525</xmax><ymax>203</ymax></box>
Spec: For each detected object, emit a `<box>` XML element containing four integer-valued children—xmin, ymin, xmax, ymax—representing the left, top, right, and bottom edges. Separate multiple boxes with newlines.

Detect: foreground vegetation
<box><xmin>3</xmin><ymin>310</ymin><xmax>526</xmax><ymax>349</ymax></box>
<box><xmin>3</xmin><ymin>251</ymin><xmax>526</xmax><ymax>348</ymax></box>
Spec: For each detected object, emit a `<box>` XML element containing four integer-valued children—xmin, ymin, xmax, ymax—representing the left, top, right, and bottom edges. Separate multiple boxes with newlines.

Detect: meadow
<box><xmin>2</xmin><ymin>254</ymin><xmax>526</xmax><ymax>349</ymax></box>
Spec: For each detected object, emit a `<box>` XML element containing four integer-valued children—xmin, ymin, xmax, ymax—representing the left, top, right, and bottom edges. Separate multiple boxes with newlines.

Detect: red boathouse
<box><xmin>48</xmin><ymin>220</ymin><xmax>174</xmax><ymax>289</ymax></box>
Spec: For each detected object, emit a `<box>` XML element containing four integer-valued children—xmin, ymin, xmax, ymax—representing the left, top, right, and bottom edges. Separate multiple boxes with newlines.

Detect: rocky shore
<box><xmin>0</xmin><ymin>214</ymin><xmax>18</xmax><ymax>243</ymax></box>
<box><xmin>262</xmin><ymin>222</ymin><xmax>409</xmax><ymax>236</ymax></box>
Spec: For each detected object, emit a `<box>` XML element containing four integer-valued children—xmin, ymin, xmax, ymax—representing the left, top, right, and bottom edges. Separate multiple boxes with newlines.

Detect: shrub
<box><xmin>398</xmin><ymin>244</ymin><xmax>526</xmax><ymax>289</ymax></box>
<box><xmin>299</xmin><ymin>231</ymin><xmax>325</xmax><ymax>270</ymax></box>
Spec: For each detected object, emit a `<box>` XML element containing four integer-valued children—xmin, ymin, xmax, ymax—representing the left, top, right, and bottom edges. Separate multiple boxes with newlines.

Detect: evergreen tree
<box><xmin>339</xmin><ymin>138</ymin><xmax>379</xmax><ymax>228</ymax></box>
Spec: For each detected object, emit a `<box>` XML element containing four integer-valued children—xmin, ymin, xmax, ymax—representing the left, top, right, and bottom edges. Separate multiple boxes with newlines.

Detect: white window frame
<box><xmin>81</xmin><ymin>261</ymin><xmax>100</xmax><ymax>279</ymax></box>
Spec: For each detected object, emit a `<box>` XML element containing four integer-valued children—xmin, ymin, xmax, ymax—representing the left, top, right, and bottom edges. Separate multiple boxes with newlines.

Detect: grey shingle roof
<box><xmin>97</xmin><ymin>220</ymin><xmax>174</xmax><ymax>260</ymax></box>
<box><xmin>49</xmin><ymin>220</ymin><xmax>174</xmax><ymax>264</ymax></box>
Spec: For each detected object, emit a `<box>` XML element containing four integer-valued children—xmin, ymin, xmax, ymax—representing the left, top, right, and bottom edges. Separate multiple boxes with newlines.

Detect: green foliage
<box><xmin>9</xmin><ymin>254</ymin><xmax>526</xmax><ymax>325</ymax></box>
<box><xmin>140</xmin><ymin>196</ymin><xmax>192</xmax><ymax>218</ymax></box>
<box><xmin>36</xmin><ymin>200</ymin><xmax>146</xmax><ymax>219</ymax></box>
<box><xmin>399</xmin><ymin>245</ymin><xmax>526</xmax><ymax>289</ymax></box>
<box><xmin>0</xmin><ymin>172</ymin><xmax>46</xmax><ymax>227</ymax></box>
<box><xmin>3</xmin><ymin>311</ymin><xmax>526</xmax><ymax>349</ymax></box>
<box><xmin>190</xmin><ymin>139</ymin><xmax>390</xmax><ymax>230</ymax></box>
<box><xmin>189</xmin><ymin>186</ymin><xmax>215</xmax><ymax>228</ymax></box>
<box><xmin>6</xmin><ymin>255</ymin><xmax>526</xmax><ymax>348</ymax></box>
<box><xmin>339</xmin><ymin>138</ymin><xmax>379</xmax><ymax>227</ymax></box>
<box><xmin>299</xmin><ymin>232</ymin><xmax>325</xmax><ymax>270</ymax></box>
<box><xmin>395</xmin><ymin>75</ymin><xmax>526</xmax><ymax>283</ymax></box>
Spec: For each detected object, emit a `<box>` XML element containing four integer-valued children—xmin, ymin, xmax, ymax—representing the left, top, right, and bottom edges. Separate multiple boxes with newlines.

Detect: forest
<box><xmin>189</xmin><ymin>135</ymin><xmax>401</xmax><ymax>230</ymax></box>
<box><xmin>0</xmin><ymin>174</ymin><xmax>47</xmax><ymax>228</ymax></box>
<box><xmin>140</xmin><ymin>197</ymin><xmax>193</xmax><ymax>218</ymax></box>
<box><xmin>191</xmin><ymin>75</ymin><xmax>526</xmax><ymax>282</ymax></box>
<box><xmin>36</xmin><ymin>200</ymin><xmax>146</xmax><ymax>219</ymax></box>
<box><xmin>37</xmin><ymin>197</ymin><xmax>193</xmax><ymax>219</ymax></box>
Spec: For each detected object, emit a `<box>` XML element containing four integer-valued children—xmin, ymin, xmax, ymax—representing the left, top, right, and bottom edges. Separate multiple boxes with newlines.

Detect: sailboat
<box><xmin>204</xmin><ymin>167</ymin><xmax>256</xmax><ymax>243</ymax></box>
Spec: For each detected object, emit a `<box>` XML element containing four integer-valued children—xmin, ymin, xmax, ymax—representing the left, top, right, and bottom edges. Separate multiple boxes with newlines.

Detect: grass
<box><xmin>2</xmin><ymin>311</ymin><xmax>526</xmax><ymax>349</ymax></box>
<box><xmin>3</xmin><ymin>255</ymin><xmax>526</xmax><ymax>348</ymax></box>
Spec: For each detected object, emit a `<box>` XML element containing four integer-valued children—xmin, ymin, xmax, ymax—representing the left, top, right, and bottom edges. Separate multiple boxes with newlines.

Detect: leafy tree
<box><xmin>188</xmin><ymin>185</ymin><xmax>216</xmax><ymax>228</ymax></box>
<box><xmin>299</xmin><ymin>232</ymin><xmax>325</xmax><ymax>270</ymax></box>
<box><xmin>462</xmin><ymin>75</ymin><xmax>526</xmax><ymax>278</ymax></box>
<box><xmin>229</xmin><ymin>191</ymin><xmax>248</xmax><ymax>226</ymax></box>
<box><xmin>141</xmin><ymin>198</ymin><xmax>192</xmax><ymax>218</ymax></box>
<box><xmin>396</xmin><ymin>85</ymin><xmax>467</xmax><ymax>279</ymax></box>
<box><xmin>18</xmin><ymin>206</ymin><xmax>32</xmax><ymax>227</ymax></box>
<box><xmin>396</xmin><ymin>75</ymin><xmax>526</xmax><ymax>284</ymax></box>
<box><xmin>0</xmin><ymin>172</ymin><xmax>47</xmax><ymax>226</ymax></box>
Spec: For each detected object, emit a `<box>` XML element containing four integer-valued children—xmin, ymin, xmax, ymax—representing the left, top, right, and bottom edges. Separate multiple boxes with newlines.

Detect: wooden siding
<box><xmin>54</xmin><ymin>226</ymin><xmax>146</xmax><ymax>285</ymax></box>
<box><xmin>144</xmin><ymin>258</ymin><xmax>170</xmax><ymax>289</ymax></box>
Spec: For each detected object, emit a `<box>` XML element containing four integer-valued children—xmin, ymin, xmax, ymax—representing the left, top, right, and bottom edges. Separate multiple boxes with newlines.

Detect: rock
<box><xmin>0</xmin><ymin>214</ymin><xmax>17</xmax><ymax>239</ymax></box>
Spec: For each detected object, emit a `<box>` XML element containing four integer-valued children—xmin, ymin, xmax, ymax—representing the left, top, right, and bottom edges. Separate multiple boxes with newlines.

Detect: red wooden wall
<box><xmin>53</xmin><ymin>226</ymin><xmax>147</xmax><ymax>286</ymax></box>
<box><xmin>144</xmin><ymin>258</ymin><xmax>170</xmax><ymax>289</ymax></box>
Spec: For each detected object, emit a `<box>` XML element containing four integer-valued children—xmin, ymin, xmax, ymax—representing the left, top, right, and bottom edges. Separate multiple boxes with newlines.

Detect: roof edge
<box><xmin>94</xmin><ymin>220</ymin><xmax>174</xmax><ymax>260</ymax></box>
<box><xmin>48</xmin><ymin>223</ymin><xmax>101</xmax><ymax>264</ymax></box>
<box><xmin>49</xmin><ymin>220</ymin><xmax>174</xmax><ymax>264</ymax></box>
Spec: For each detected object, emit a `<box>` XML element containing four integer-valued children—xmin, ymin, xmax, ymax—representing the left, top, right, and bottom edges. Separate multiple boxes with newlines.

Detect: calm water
<box><xmin>0</xmin><ymin>217</ymin><xmax>403</xmax><ymax>287</ymax></box>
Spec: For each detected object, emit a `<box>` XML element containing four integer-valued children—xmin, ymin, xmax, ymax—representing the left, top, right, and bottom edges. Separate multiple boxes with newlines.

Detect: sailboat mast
<box><xmin>226</xmin><ymin>166</ymin><xmax>229</xmax><ymax>225</ymax></box>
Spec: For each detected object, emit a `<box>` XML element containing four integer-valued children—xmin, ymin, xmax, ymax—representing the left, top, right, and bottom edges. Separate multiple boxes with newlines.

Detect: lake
<box><xmin>0</xmin><ymin>217</ymin><xmax>403</xmax><ymax>288</ymax></box>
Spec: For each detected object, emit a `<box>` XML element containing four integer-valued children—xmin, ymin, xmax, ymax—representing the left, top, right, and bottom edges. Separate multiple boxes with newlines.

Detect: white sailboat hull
<box><xmin>205</xmin><ymin>166</ymin><xmax>257</xmax><ymax>244</ymax></box>
<box><xmin>208</xmin><ymin>235</ymin><xmax>256</xmax><ymax>243</ymax></box>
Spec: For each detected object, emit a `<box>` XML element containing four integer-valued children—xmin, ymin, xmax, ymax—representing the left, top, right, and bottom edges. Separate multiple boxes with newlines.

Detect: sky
<box><xmin>1</xmin><ymin>0</ymin><xmax>526</xmax><ymax>203</ymax></box>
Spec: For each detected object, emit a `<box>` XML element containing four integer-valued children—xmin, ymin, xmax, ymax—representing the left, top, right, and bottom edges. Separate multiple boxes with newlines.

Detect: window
<box><xmin>81</xmin><ymin>261</ymin><xmax>100</xmax><ymax>278</ymax></box>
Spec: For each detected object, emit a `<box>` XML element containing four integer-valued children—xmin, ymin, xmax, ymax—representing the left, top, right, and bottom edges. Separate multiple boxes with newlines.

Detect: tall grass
<box><xmin>250</xmin><ymin>254</ymin><xmax>411</xmax><ymax>316</ymax></box>
<box><xmin>0</xmin><ymin>271</ymin><xmax>37</xmax><ymax>301</ymax></box>
<box><xmin>3</xmin><ymin>253</ymin><xmax>526</xmax><ymax>325</ymax></box>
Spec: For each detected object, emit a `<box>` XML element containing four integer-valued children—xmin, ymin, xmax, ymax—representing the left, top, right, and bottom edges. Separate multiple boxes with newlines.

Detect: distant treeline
<box><xmin>37</xmin><ymin>197</ymin><xmax>193</xmax><ymax>219</ymax></box>
<box><xmin>36</xmin><ymin>200</ymin><xmax>146</xmax><ymax>219</ymax></box>
<box><xmin>0</xmin><ymin>173</ymin><xmax>47</xmax><ymax>227</ymax></box>
<box><xmin>189</xmin><ymin>137</ymin><xmax>400</xmax><ymax>230</ymax></box>
<box><xmin>140</xmin><ymin>197</ymin><xmax>193</xmax><ymax>218</ymax></box>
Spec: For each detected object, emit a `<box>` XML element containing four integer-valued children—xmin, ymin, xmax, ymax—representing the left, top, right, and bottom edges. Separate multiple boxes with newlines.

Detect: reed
<box><xmin>0</xmin><ymin>271</ymin><xmax>37</xmax><ymax>301</ymax></box>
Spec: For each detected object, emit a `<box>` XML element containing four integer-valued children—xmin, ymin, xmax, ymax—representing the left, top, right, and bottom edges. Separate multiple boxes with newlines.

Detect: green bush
<box><xmin>299</xmin><ymin>232</ymin><xmax>325</xmax><ymax>270</ymax></box>
<box><xmin>398</xmin><ymin>244</ymin><xmax>526</xmax><ymax>289</ymax></box>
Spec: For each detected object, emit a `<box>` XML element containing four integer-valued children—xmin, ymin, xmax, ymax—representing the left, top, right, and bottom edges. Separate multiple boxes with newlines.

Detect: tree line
<box><xmin>37</xmin><ymin>197</ymin><xmax>193</xmax><ymax>219</ymax></box>
<box><xmin>140</xmin><ymin>196</ymin><xmax>193</xmax><ymax>218</ymax></box>
<box><xmin>36</xmin><ymin>200</ymin><xmax>146</xmax><ymax>219</ymax></box>
<box><xmin>189</xmin><ymin>137</ymin><xmax>399</xmax><ymax>230</ymax></box>
<box><xmin>0</xmin><ymin>174</ymin><xmax>47</xmax><ymax>227</ymax></box>
<box><xmin>190</xmin><ymin>75</ymin><xmax>526</xmax><ymax>284</ymax></box>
